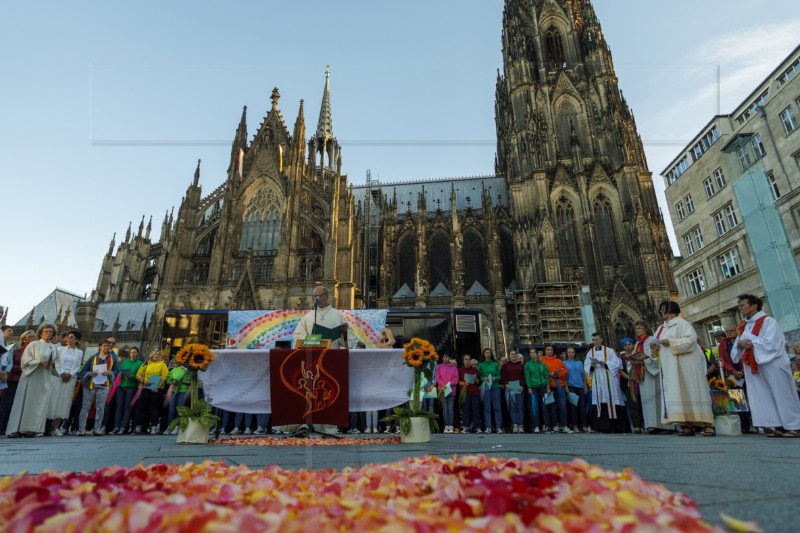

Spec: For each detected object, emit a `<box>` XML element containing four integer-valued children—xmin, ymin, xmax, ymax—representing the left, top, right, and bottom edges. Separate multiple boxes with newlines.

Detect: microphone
<box><xmin>314</xmin><ymin>296</ymin><xmax>321</xmax><ymax>307</ymax></box>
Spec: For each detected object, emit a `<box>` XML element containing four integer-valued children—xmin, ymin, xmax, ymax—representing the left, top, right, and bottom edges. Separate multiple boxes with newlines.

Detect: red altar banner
<box><xmin>269</xmin><ymin>348</ymin><xmax>349</xmax><ymax>427</ymax></box>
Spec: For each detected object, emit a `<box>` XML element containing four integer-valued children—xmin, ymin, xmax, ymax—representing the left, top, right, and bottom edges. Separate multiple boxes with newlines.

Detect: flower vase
<box><xmin>177</xmin><ymin>419</ymin><xmax>210</xmax><ymax>444</ymax></box>
<box><xmin>400</xmin><ymin>417</ymin><xmax>431</xmax><ymax>443</ymax></box>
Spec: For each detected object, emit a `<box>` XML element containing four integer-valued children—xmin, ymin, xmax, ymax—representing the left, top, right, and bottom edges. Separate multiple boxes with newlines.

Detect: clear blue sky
<box><xmin>2</xmin><ymin>1</ymin><xmax>798</xmax><ymax>324</ymax></box>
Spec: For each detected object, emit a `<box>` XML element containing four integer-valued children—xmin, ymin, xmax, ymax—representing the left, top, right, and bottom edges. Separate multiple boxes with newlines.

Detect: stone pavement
<box><xmin>1</xmin><ymin>432</ymin><xmax>796</xmax><ymax>531</ymax></box>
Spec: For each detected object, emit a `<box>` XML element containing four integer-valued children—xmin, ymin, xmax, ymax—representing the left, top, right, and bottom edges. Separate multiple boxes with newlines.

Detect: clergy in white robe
<box><xmin>6</xmin><ymin>324</ymin><xmax>59</xmax><ymax>437</ymax></box>
<box><xmin>288</xmin><ymin>286</ymin><xmax>352</xmax><ymax>434</ymax></box>
<box><xmin>48</xmin><ymin>331</ymin><xmax>84</xmax><ymax>427</ymax></box>
<box><xmin>293</xmin><ymin>287</ymin><xmax>354</xmax><ymax>349</ymax></box>
<box><xmin>633</xmin><ymin>321</ymin><xmax>673</xmax><ymax>432</ymax></box>
<box><xmin>585</xmin><ymin>333</ymin><xmax>628</xmax><ymax>432</ymax></box>
<box><xmin>654</xmin><ymin>302</ymin><xmax>713</xmax><ymax>429</ymax></box>
<box><xmin>730</xmin><ymin>295</ymin><xmax>800</xmax><ymax>434</ymax></box>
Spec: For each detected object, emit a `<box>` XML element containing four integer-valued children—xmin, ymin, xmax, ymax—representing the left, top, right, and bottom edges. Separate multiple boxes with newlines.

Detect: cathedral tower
<box><xmin>495</xmin><ymin>0</ymin><xmax>676</xmax><ymax>340</ymax></box>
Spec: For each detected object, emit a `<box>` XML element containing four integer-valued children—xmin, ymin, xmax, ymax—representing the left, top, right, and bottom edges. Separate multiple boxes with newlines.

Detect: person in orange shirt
<box><xmin>541</xmin><ymin>344</ymin><xmax>572</xmax><ymax>433</ymax></box>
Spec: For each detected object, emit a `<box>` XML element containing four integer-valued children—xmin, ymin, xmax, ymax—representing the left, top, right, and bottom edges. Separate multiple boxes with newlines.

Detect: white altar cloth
<box><xmin>201</xmin><ymin>349</ymin><xmax>413</xmax><ymax>414</ymax></box>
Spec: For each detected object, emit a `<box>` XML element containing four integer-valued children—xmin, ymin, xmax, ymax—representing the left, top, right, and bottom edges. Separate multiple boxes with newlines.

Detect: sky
<box><xmin>1</xmin><ymin>0</ymin><xmax>798</xmax><ymax>325</ymax></box>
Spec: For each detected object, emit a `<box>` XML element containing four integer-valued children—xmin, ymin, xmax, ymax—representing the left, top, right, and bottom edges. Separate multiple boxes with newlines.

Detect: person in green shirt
<box><xmin>166</xmin><ymin>360</ymin><xmax>191</xmax><ymax>434</ymax></box>
<box><xmin>477</xmin><ymin>348</ymin><xmax>503</xmax><ymax>433</ymax></box>
<box><xmin>524</xmin><ymin>351</ymin><xmax>551</xmax><ymax>433</ymax></box>
<box><xmin>112</xmin><ymin>347</ymin><xmax>143</xmax><ymax>434</ymax></box>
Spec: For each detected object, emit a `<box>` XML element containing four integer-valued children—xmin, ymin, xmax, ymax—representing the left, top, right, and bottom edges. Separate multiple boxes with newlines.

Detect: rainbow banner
<box><xmin>227</xmin><ymin>309</ymin><xmax>388</xmax><ymax>349</ymax></box>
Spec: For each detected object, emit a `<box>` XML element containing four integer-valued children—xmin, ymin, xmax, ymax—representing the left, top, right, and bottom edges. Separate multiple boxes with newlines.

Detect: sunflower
<box><xmin>177</xmin><ymin>343</ymin><xmax>216</xmax><ymax>371</ymax></box>
<box><xmin>407</xmin><ymin>351</ymin><xmax>423</xmax><ymax>367</ymax></box>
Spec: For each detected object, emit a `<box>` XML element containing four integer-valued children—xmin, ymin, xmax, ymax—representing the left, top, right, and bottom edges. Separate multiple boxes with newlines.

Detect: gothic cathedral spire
<box><xmin>496</xmin><ymin>0</ymin><xmax>676</xmax><ymax>338</ymax></box>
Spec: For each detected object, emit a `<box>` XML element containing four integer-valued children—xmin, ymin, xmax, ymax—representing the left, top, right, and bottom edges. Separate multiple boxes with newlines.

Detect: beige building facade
<box><xmin>663</xmin><ymin>44</ymin><xmax>800</xmax><ymax>345</ymax></box>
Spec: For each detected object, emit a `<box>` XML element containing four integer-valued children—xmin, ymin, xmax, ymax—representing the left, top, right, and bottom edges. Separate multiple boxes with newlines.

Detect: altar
<box><xmin>201</xmin><ymin>349</ymin><xmax>413</xmax><ymax>414</ymax></box>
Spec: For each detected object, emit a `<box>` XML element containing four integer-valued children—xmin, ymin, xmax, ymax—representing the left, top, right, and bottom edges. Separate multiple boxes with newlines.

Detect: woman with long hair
<box><xmin>477</xmin><ymin>347</ymin><xmax>503</xmax><ymax>433</ymax></box>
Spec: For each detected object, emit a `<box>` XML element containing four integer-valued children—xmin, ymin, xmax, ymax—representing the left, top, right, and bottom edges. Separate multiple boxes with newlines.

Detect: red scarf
<box><xmin>737</xmin><ymin>315</ymin><xmax>767</xmax><ymax>375</ymax></box>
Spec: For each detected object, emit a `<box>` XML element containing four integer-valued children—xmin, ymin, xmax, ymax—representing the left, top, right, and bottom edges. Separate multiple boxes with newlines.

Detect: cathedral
<box><xmin>81</xmin><ymin>0</ymin><xmax>676</xmax><ymax>352</ymax></box>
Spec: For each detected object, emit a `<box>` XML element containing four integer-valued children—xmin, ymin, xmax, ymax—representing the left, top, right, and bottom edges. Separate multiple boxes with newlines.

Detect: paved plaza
<box><xmin>1</xmin><ymin>432</ymin><xmax>796</xmax><ymax>531</ymax></box>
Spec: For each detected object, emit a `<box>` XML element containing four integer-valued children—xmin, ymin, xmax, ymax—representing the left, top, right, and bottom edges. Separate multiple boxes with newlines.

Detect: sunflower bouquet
<box><xmin>708</xmin><ymin>376</ymin><xmax>738</xmax><ymax>391</ymax></box>
<box><xmin>382</xmin><ymin>337</ymin><xmax>440</xmax><ymax>434</ymax></box>
<box><xmin>167</xmin><ymin>344</ymin><xmax>220</xmax><ymax>433</ymax></box>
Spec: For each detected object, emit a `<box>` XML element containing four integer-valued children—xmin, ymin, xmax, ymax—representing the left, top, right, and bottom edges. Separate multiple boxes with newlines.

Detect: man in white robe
<box><xmin>585</xmin><ymin>332</ymin><xmax>627</xmax><ymax>432</ymax></box>
<box><xmin>293</xmin><ymin>286</ymin><xmax>354</xmax><ymax>349</ymax></box>
<box><xmin>730</xmin><ymin>294</ymin><xmax>800</xmax><ymax>437</ymax></box>
<box><xmin>287</xmin><ymin>286</ymin><xmax>353</xmax><ymax>434</ymax></box>
<box><xmin>654</xmin><ymin>301</ymin><xmax>714</xmax><ymax>434</ymax></box>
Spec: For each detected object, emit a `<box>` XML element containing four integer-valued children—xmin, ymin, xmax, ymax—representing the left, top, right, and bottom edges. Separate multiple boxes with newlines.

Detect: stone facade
<box><xmin>662</xmin><ymin>44</ymin><xmax>800</xmax><ymax>345</ymax></box>
<box><xmin>83</xmin><ymin>0</ymin><xmax>676</xmax><ymax>353</ymax></box>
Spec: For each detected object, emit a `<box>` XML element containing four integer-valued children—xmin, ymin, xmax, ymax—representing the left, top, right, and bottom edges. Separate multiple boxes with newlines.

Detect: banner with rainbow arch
<box><xmin>227</xmin><ymin>309</ymin><xmax>389</xmax><ymax>349</ymax></box>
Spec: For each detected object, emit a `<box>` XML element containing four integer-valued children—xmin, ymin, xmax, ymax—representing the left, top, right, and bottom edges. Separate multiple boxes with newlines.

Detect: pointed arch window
<box><xmin>545</xmin><ymin>26</ymin><xmax>566</xmax><ymax>69</ymax></box>
<box><xmin>555</xmin><ymin>198</ymin><xmax>579</xmax><ymax>265</ymax></box>
<box><xmin>428</xmin><ymin>232</ymin><xmax>452</xmax><ymax>291</ymax></box>
<box><xmin>396</xmin><ymin>233</ymin><xmax>416</xmax><ymax>292</ymax></box>
<box><xmin>593</xmin><ymin>194</ymin><xmax>619</xmax><ymax>264</ymax></box>
<box><xmin>462</xmin><ymin>228</ymin><xmax>488</xmax><ymax>292</ymax></box>
<box><xmin>240</xmin><ymin>188</ymin><xmax>284</xmax><ymax>252</ymax></box>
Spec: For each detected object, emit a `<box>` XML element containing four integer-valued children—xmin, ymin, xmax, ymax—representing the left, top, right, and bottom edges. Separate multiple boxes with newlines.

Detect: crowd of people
<box><xmin>0</xmin><ymin>326</ymin><xmax>192</xmax><ymax>437</ymax></box>
<box><xmin>1</xmin><ymin>294</ymin><xmax>799</xmax><ymax>439</ymax></box>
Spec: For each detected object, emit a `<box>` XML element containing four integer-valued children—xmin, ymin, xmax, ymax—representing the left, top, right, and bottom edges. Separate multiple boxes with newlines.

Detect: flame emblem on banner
<box><xmin>280</xmin><ymin>349</ymin><xmax>340</xmax><ymax>417</ymax></box>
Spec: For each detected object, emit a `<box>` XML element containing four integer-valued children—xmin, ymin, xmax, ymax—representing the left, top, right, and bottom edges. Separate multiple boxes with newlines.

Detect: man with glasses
<box><xmin>730</xmin><ymin>294</ymin><xmax>800</xmax><ymax>438</ymax></box>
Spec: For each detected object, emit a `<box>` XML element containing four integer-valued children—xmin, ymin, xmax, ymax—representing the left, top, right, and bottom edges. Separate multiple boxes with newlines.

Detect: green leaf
<box><xmin>400</xmin><ymin>418</ymin><xmax>411</xmax><ymax>435</ymax></box>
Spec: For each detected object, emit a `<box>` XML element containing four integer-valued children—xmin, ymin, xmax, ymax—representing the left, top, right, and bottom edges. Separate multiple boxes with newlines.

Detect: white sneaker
<box><xmin>171</xmin><ymin>427</ymin><xmax>179</xmax><ymax>435</ymax></box>
<box><xmin>534</xmin><ymin>427</ymin><xmax>541</xmax><ymax>434</ymax></box>
<box><xmin>254</xmin><ymin>427</ymin><xmax>266</xmax><ymax>435</ymax></box>
<box><xmin>393</xmin><ymin>426</ymin><xmax>400</xmax><ymax>433</ymax></box>
<box><xmin>230</xmin><ymin>428</ymin><xmax>241</xmax><ymax>435</ymax></box>
<box><xmin>563</xmin><ymin>426</ymin><xmax>574</xmax><ymax>434</ymax></box>
<box><xmin>484</xmin><ymin>428</ymin><xmax>492</xmax><ymax>434</ymax></box>
<box><xmin>496</xmin><ymin>428</ymin><xmax>505</xmax><ymax>434</ymax></box>
<box><xmin>244</xmin><ymin>428</ymin><xmax>252</xmax><ymax>435</ymax></box>
<box><xmin>462</xmin><ymin>428</ymin><xmax>470</xmax><ymax>433</ymax></box>
<box><xmin>444</xmin><ymin>426</ymin><xmax>452</xmax><ymax>434</ymax></box>
<box><xmin>473</xmin><ymin>428</ymin><xmax>482</xmax><ymax>434</ymax></box>
<box><xmin>383</xmin><ymin>427</ymin><xmax>391</xmax><ymax>434</ymax></box>
<box><xmin>271</xmin><ymin>428</ymin><xmax>282</xmax><ymax>435</ymax></box>
<box><xmin>363</xmin><ymin>428</ymin><xmax>372</xmax><ymax>434</ymax></box>
<box><xmin>93</xmin><ymin>429</ymin><xmax>106</xmax><ymax>436</ymax></box>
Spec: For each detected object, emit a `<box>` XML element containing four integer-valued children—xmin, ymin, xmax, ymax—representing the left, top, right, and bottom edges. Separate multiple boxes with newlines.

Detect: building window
<box><xmin>705</xmin><ymin>320</ymin><xmax>722</xmax><ymax>341</ymax></box>
<box><xmin>719</xmin><ymin>249</ymin><xmax>742</xmax><ymax>279</ymax></box>
<box><xmin>693</xmin><ymin>227</ymin><xmax>704</xmax><ymax>250</ymax></box>
<box><xmin>704</xmin><ymin>177</ymin><xmax>715</xmax><ymax>198</ymax></box>
<box><xmin>691</xmin><ymin>125</ymin><xmax>721</xmax><ymax>162</ymax></box>
<box><xmin>685</xmin><ymin>194</ymin><xmax>695</xmax><ymax>214</ymax></box>
<box><xmin>713</xmin><ymin>212</ymin><xmax>727</xmax><ymax>236</ymax></box>
<box><xmin>735</xmin><ymin>89</ymin><xmax>769</xmax><ymax>125</ymax></box>
<box><xmin>767</xmin><ymin>172</ymin><xmax>782</xmax><ymax>199</ymax></box>
<box><xmin>751</xmin><ymin>134</ymin><xmax>766</xmax><ymax>158</ymax></box>
<box><xmin>687</xmin><ymin>269</ymin><xmax>706</xmax><ymax>295</ymax></box>
<box><xmin>684</xmin><ymin>234</ymin><xmax>695</xmax><ymax>256</ymax></box>
<box><xmin>666</xmin><ymin>155</ymin><xmax>690</xmax><ymax>185</ymax></box>
<box><xmin>676</xmin><ymin>201</ymin><xmax>686</xmax><ymax>220</ymax></box>
<box><xmin>544</xmin><ymin>26</ymin><xmax>566</xmax><ymax>68</ymax></box>
<box><xmin>777</xmin><ymin>58</ymin><xmax>800</xmax><ymax>85</ymax></box>
<box><xmin>737</xmin><ymin>146</ymin><xmax>753</xmax><ymax>170</ymax></box>
<box><xmin>780</xmin><ymin>106</ymin><xmax>798</xmax><ymax>134</ymax></box>
<box><xmin>714</xmin><ymin>167</ymin><xmax>726</xmax><ymax>189</ymax></box>
<box><xmin>724</xmin><ymin>205</ymin><xmax>739</xmax><ymax>228</ymax></box>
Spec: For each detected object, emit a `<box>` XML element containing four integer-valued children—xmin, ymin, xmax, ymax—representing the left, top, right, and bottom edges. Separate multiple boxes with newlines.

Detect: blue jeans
<box><xmin>530</xmin><ymin>387</ymin><xmax>550</xmax><ymax>430</ymax></box>
<box><xmin>483</xmin><ymin>387</ymin><xmax>502</xmax><ymax>430</ymax></box>
<box><xmin>508</xmin><ymin>392</ymin><xmax>524</xmax><ymax>425</ymax></box>
<box><xmin>114</xmin><ymin>387</ymin><xmax>138</xmax><ymax>431</ymax></box>
<box><xmin>463</xmin><ymin>394</ymin><xmax>480</xmax><ymax>430</ymax></box>
<box><xmin>547</xmin><ymin>385</ymin><xmax>568</xmax><ymax>428</ymax></box>
<box><xmin>441</xmin><ymin>395</ymin><xmax>455</xmax><ymax>426</ymax></box>
<box><xmin>167</xmin><ymin>391</ymin><xmax>187</xmax><ymax>425</ymax></box>
<box><xmin>568</xmin><ymin>386</ymin><xmax>587</xmax><ymax>429</ymax></box>
<box><xmin>365</xmin><ymin>410</ymin><xmax>379</xmax><ymax>430</ymax></box>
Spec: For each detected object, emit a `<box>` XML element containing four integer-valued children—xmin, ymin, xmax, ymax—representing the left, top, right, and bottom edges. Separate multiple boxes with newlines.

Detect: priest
<box><xmin>293</xmin><ymin>285</ymin><xmax>354</xmax><ymax>349</ymax></box>
<box><xmin>585</xmin><ymin>332</ymin><xmax>629</xmax><ymax>432</ymax></box>
<box><xmin>730</xmin><ymin>294</ymin><xmax>800</xmax><ymax>438</ymax></box>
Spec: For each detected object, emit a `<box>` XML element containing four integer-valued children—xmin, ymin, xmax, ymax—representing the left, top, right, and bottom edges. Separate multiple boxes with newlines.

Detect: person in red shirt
<box><xmin>541</xmin><ymin>344</ymin><xmax>572</xmax><ymax>433</ymax></box>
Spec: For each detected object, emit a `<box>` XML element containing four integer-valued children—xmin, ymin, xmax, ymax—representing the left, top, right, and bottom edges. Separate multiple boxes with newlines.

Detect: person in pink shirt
<box><xmin>435</xmin><ymin>353</ymin><xmax>459</xmax><ymax>433</ymax></box>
